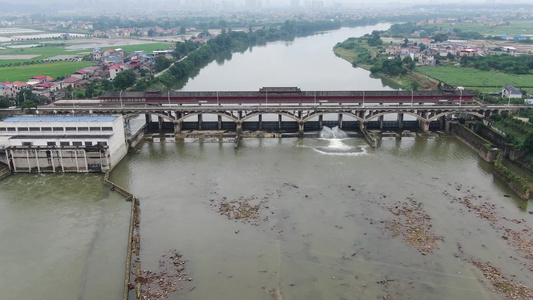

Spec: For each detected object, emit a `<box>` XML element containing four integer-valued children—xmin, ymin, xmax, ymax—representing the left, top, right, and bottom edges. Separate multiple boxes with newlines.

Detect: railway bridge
<box><xmin>32</xmin><ymin>103</ymin><xmax>521</xmax><ymax>137</ymax></box>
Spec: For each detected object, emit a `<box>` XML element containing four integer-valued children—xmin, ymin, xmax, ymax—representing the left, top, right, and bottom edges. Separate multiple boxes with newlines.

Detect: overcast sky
<box><xmin>0</xmin><ymin>0</ymin><xmax>531</xmax><ymax>14</ymax></box>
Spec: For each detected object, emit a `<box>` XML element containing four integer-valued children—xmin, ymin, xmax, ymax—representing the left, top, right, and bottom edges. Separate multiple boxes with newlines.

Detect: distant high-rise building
<box><xmin>291</xmin><ymin>0</ymin><xmax>299</xmax><ymax>9</ymax></box>
<box><xmin>245</xmin><ymin>0</ymin><xmax>257</xmax><ymax>9</ymax></box>
<box><xmin>305</xmin><ymin>0</ymin><xmax>323</xmax><ymax>9</ymax></box>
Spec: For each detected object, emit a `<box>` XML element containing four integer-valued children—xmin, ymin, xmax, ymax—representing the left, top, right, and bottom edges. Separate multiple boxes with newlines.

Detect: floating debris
<box><xmin>138</xmin><ymin>251</ymin><xmax>191</xmax><ymax>300</ymax></box>
<box><xmin>218</xmin><ymin>196</ymin><xmax>264</xmax><ymax>224</ymax></box>
<box><xmin>449</xmin><ymin>192</ymin><xmax>498</xmax><ymax>222</ymax></box>
<box><xmin>383</xmin><ymin>198</ymin><xmax>442</xmax><ymax>254</ymax></box>
<box><xmin>446</xmin><ymin>188</ymin><xmax>533</xmax><ymax>261</ymax></box>
<box><xmin>470</xmin><ymin>260</ymin><xmax>533</xmax><ymax>300</ymax></box>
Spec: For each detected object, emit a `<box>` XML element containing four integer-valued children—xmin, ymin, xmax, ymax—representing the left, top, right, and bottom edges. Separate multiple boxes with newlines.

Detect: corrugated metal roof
<box><xmin>3</xmin><ymin>116</ymin><xmax>118</xmax><ymax>122</ymax></box>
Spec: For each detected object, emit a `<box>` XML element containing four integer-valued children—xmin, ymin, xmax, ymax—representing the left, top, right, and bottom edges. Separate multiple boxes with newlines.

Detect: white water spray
<box><xmin>319</xmin><ymin>126</ymin><xmax>348</xmax><ymax>139</ymax></box>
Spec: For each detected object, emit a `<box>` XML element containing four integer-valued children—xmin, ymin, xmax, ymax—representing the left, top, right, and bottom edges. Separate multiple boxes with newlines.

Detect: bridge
<box><xmin>29</xmin><ymin>103</ymin><xmax>521</xmax><ymax>137</ymax></box>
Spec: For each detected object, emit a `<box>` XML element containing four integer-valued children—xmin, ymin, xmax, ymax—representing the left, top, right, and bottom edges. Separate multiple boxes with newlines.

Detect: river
<box><xmin>1</xmin><ymin>24</ymin><xmax>531</xmax><ymax>300</ymax></box>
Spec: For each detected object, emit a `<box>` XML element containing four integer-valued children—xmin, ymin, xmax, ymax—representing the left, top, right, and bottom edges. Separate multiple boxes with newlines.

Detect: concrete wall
<box><xmin>452</xmin><ymin>123</ymin><xmax>500</xmax><ymax>163</ymax></box>
<box><xmin>108</xmin><ymin>115</ymin><xmax>127</xmax><ymax>170</ymax></box>
<box><xmin>474</xmin><ymin>123</ymin><xmax>526</xmax><ymax>162</ymax></box>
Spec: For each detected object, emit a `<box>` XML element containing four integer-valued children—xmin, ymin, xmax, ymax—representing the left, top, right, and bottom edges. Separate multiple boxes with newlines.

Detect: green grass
<box><xmin>422</xmin><ymin>21</ymin><xmax>533</xmax><ymax>36</ymax></box>
<box><xmin>100</xmin><ymin>43</ymin><xmax>172</xmax><ymax>54</ymax></box>
<box><xmin>0</xmin><ymin>62</ymin><xmax>93</xmax><ymax>82</ymax></box>
<box><xmin>417</xmin><ymin>66</ymin><xmax>533</xmax><ymax>89</ymax></box>
<box><xmin>0</xmin><ymin>42</ymin><xmax>172</xmax><ymax>65</ymax></box>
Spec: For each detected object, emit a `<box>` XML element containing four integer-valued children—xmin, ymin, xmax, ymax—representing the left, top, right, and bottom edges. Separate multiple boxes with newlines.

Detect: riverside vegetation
<box><xmin>334</xmin><ymin>21</ymin><xmax>533</xmax><ymax>95</ymax></box>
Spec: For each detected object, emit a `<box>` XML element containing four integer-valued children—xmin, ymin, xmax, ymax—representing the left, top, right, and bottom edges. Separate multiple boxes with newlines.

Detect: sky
<box><xmin>0</xmin><ymin>0</ymin><xmax>531</xmax><ymax>14</ymax></box>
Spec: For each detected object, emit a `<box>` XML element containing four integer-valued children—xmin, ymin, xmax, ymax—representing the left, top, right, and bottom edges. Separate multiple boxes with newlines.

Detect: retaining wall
<box><xmin>104</xmin><ymin>171</ymin><xmax>141</xmax><ymax>300</ymax></box>
<box><xmin>452</xmin><ymin>123</ymin><xmax>500</xmax><ymax>163</ymax></box>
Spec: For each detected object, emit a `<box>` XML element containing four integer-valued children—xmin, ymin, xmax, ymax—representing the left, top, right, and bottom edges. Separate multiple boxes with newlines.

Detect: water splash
<box><xmin>313</xmin><ymin>126</ymin><xmax>364</xmax><ymax>156</ymax></box>
<box><xmin>319</xmin><ymin>126</ymin><xmax>349</xmax><ymax>139</ymax></box>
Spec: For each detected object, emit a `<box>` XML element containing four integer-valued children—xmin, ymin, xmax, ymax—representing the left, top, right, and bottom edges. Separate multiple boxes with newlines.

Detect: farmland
<box><xmin>0</xmin><ymin>41</ymin><xmax>172</xmax><ymax>65</ymax></box>
<box><xmin>421</xmin><ymin>21</ymin><xmax>533</xmax><ymax>36</ymax></box>
<box><xmin>417</xmin><ymin>66</ymin><xmax>533</xmax><ymax>93</ymax></box>
<box><xmin>0</xmin><ymin>62</ymin><xmax>93</xmax><ymax>82</ymax></box>
<box><xmin>99</xmin><ymin>43</ymin><xmax>172</xmax><ymax>54</ymax></box>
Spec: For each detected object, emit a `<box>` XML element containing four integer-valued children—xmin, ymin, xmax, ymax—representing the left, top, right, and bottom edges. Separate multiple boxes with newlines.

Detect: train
<box><xmin>50</xmin><ymin>87</ymin><xmax>478</xmax><ymax>106</ymax></box>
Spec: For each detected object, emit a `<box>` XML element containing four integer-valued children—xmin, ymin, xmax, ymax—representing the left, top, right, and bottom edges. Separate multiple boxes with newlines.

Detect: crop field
<box><xmin>0</xmin><ymin>41</ymin><xmax>172</xmax><ymax>65</ymax></box>
<box><xmin>417</xmin><ymin>66</ymin><xmax>533</xmax><ymax>90</ymax></box>
<box><xmin>0</xmin><ymin>45</ymin><xmax>75</xmax><ymax>64</ymax></box>
<box><xmin>100</xmin><ymin>43</ymin><xmax>172</xmax><ymax>54</ymax></box>
<box><xmin>423</xmin><ymin>21</ymin><xmax>533</xmax><ymax>36</ymax></box>
<box><xmin>0</xmin><ymin>62</ymin><xmax>93</xmax><ymax>82</ymax></box>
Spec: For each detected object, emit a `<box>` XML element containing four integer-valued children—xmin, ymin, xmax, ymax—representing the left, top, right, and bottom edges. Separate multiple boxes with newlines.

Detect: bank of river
<box><xmin>333</xmin><ymin>39</ymin><xmax>439</xmax><ymax>91</ymax></box>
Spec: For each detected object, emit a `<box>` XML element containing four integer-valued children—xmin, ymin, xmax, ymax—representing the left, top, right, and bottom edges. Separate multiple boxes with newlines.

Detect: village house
<box><xmin>92</xmin><ymin>47</ymin><xmax>103</xmax><ymax>60</ymax></box>
<box><xmin>109</xmin><ymin>63</ymin><xmax>128</xmax><ymax>80</ymax></box>
<box><xmin>27</xmin><ymin>75</ymin><xmax>54</xmax><ymax>85</ymax></box>
<box><xmin>502</xmin><ymin>85</ymin><xmax>523</xmax><ymax>99</ymax></box>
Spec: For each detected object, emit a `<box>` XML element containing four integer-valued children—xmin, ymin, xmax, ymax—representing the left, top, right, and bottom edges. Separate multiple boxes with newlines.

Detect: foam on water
<box><xmin>313</xmin><ymin>126</ymin><xmax>366</xmax><ymax>156</ymax></box>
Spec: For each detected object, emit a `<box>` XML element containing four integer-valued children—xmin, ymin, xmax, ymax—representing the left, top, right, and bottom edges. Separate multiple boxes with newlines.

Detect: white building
<box><xmin>502</xmin><ymin>85</ymin><xmax>523</xmax><ymax>99</ymax></box>
<box><xmin>0</xmin><ymin>115</ymin><xmax>127</xmax><ymax>173</ymax></box>
<box><xmin>109</xmin><ymin>63</ymin><xmax>128</xmax><ymax>80</ymax></box>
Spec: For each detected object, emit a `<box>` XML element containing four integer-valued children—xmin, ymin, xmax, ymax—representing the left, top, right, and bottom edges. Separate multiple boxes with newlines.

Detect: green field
<box><xmin>417</xmin><ymin>66</ymin><xmax>533</xmax><ymax>90</ymax></box>
<box><xmin>0</xmin><ymin>62</ymin><xmax>93</xmax><ymax>82</ymax></box>
<box><xmin>0</xmin><ymin>42</ymin><xmax>172</xmax><ymax>65</ymax></box>
<box><xmin>422</xmin><ymin>21</ymin><xmax>533</xmax><ymax>36</ymax></box>
<box><xmin>0</xmin><ymin>45</ymin><xmax>77</xmax><ymax>64</ymax></box>
<box><xmin>100</xmin><ymin>43</ymin><xmax>172</xmax><ymax>54</ymax></box>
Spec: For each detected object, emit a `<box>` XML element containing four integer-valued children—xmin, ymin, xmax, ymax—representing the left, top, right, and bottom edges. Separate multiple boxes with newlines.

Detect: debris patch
<box><xmin>137</xmin><ymin>251</ymin><xmax>192</xmax><ymax>300</ymax></box>
<box><xmin>470</xmin><ymin>260</ymin><xmax>533</xmax><ymax>300</ymax></box>
<box><xmin>383</xmin><ymin>198</ymin><xmax>442</xmax><ymax>254</ymax></box>
<box><xmin>218</xmin><ymin>196</ymin><xmax>264</xmax><ymax>224</ymax></box>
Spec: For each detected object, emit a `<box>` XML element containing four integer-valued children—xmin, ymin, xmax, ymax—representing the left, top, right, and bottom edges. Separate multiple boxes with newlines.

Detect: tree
<box><xmin>16</xmin><ymin>89</ymin><xmax>36</xmax><ymax>106</ymax></box>
<box><xmin>402</xmin><ymin>56</ymin><xmax>415</xmax><ymax>71</ymax></box>
<box><xmin>21</xmin><ymin>99</ymin><xmax>38</xmax><ymax>112</ymax></box>
<box><xmin>446</xmin><ymin>52</ymin><xmax>455</xmax><ymax>60</ymax></box>
<box><xmin>411</xmin><ymin>80</ymin><xmax>419</xmax><ymax>91</ymax></box>
<box><xmin>113</xmin><ymin>70</ymin><xmax>136</xmax><ymax>90</ymax></box>
<box><xmin>155</xmin><ymin>56</ymin><xmax>172</xmax><ymax>72</ymax></box>
<box><xmin>460</xmin><ymin>55</ymin><xmax>469</xmax><ymax>67</ymax></box>
<box><xmin>101</xmin><ymin>79</ymin><xmax>113</xmax><ymax>91</ymax></box>
<box><xmin>0</xmin><ymin>97</ymin><xmax>11</xmax><ymax>108</ymax></box>
<box><xmin>85</xmin><ymin>84</ymin><xmax>95</xmax><ymax>98</ymax></box>
<box><xmin>419</xmin><ymin>43</ymin><xmax>427</xmax><ymax>51</ymax></box>
<box><xmin>367</xmin><ymin>30</ymin><xmax>383</xmax><ymax>46</ymax></box>
<box><xmin>433</xmin><ymin>33</ymin><xmax>448</xmax><ymax>42</ymax></box>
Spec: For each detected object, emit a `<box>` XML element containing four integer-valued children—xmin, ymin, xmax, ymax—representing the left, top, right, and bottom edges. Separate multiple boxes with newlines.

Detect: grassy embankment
<box><xmin>333</xmin><ymin>44</ymin><xmax>438</xmax><ymax>90</ymax></box>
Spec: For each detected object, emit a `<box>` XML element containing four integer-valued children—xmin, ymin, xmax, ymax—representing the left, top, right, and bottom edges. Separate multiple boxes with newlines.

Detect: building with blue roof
<box><xmin>0</xmin><ymin>115</ymin><xmax>127</xmax><ymax>173</ymax></box>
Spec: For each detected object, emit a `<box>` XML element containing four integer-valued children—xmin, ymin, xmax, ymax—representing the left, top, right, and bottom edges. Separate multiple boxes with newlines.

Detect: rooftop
<box><xmin>3</xmin><ymin>116</ymin><xmax>118</xmax><ymax>122</ymax></box>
